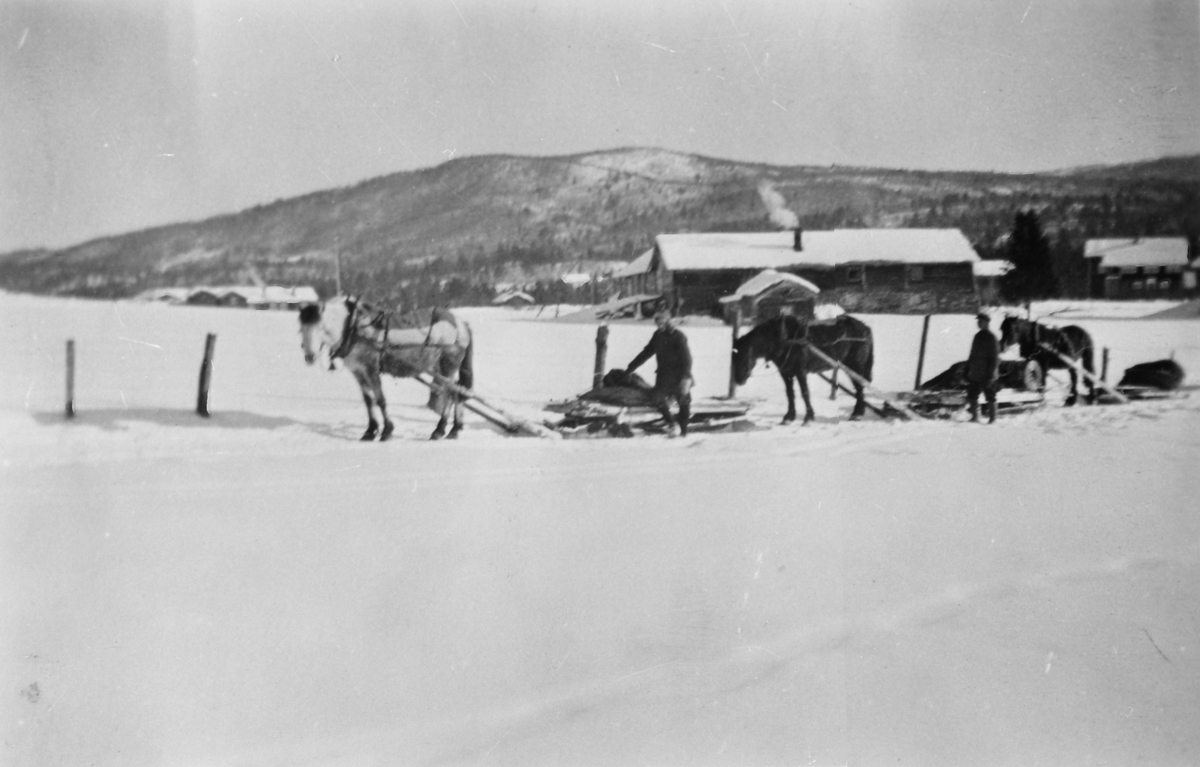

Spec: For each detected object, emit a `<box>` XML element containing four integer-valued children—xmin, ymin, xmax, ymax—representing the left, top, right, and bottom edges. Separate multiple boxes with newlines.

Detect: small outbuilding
<box><xmin>717</xmin><ymin>269</ymin><xmax>821</xmax><ymax>324</ymax></box>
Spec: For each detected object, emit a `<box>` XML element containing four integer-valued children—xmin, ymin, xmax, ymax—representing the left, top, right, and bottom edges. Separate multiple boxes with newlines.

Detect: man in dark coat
<box><xmin>966</xmin><ymin>312</ymin><xmax>1000</xmax><ymax>423</ymax></box>
<box><xmin>625</xmin><ymin>307</ymin><xmax>693</xmax><ymax>436</ymax></box>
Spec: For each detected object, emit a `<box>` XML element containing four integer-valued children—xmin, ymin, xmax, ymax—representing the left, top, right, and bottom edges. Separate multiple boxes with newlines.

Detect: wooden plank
<box><xmin>1037</xmin><ymin>342</ymin><xmax>1129</xmax><ymax>404</ymax></box>
<box><xmin>802</xmin><ymin>343</ymin><xmax>922</xmax><ymax>420</ymax></box>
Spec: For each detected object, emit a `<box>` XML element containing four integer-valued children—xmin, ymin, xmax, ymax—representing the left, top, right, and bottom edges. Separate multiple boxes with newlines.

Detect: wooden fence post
<box><xmin>914</xmin><ymin>314</ymin><xmax>932</xmax><ymax>389</ymax></box>
<box><xmin>65</xmin><ymin>339</ymin><xmax>75</xmax><ymax>418</ymax></box>
<box><xmin>593</xmin><ymin>324</ymin><xmax>609</xmax><ymax>390</ymax></box>
<box><xmin>727</xmin><ymin>306</ymin><xmax>742</xmax><ymax>398</ymax></box>
<box><xmin>196</xmin><ymin>333</ymin><xmax>217</xmax><ymax>417</ymax></box>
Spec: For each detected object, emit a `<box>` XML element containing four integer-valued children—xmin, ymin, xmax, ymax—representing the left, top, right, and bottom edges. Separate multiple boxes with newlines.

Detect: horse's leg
<box><xmin>780</xmin><ymin>370</ymin><xmax>797</xmax><ymax>424</ymax></box>
<box><xmin>797</xmin><ymin>373</ymin><xmax>816</xmax><ymax>424</ymax></box>
<box><xmin>375</xmin><ymin>376</ymin><xmax>394</xmax><ymax>441</ymax></box>
<box><xmin>1065</xmin><ymin>364</ymin><xmax>1079</xmax><ymax>407</ymax></box>
<box><xmin>849</xmin><ymin>379</ymin><xmax>867</xmax><ymax>420</ymax></box>
<box><xmin>447</xmin><ymin>398</ymin><xmax>464</xmax><ymax>439</ymax></box>
<box><xmin>1083</xmin><ymin>347</ymin><xmax>1097</xmax><ymax>404</ymax></box>
<box><xmin>352</xmin><ymin>370</ymin><xmax>380</xmax><ymax>440</ymax></box>
<box><xmin>429</xmin><ymin>387</ymin><xmax>448</xmax><ymax>440</ymax></box>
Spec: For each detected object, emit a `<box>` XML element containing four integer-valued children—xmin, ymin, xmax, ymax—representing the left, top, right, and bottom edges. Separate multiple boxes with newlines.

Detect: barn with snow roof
<box><xmin>613</xmin><ymin>228</ymin><xmax>982</xmax><ymax>315</ymax></box>
<box><xmin>1084</xmin><ymin>237</ymin><xmax>1195</xmax><ymax>299</ymax></box>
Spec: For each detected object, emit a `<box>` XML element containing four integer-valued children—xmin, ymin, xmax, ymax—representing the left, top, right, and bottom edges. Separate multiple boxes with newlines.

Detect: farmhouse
<box><xmin>1083</xmin><ymin>238</ymin><xmax>1195</xmax><ymax>299</ymax></box>
<box><xmin>613</xmin><ymin>228</ymin><xmax>982</xmax><ymax>315</ymax></box>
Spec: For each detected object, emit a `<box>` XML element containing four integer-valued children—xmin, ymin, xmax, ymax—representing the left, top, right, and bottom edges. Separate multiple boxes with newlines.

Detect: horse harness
<box><xmin>328</xmin><ymin>298</ymin><xmax>457</xmax><ymax>376</ymax></box>
<box><xmin>773</xmin><ymin>318</ymin><xmax>869</xmax><ymax>371</ymax></box>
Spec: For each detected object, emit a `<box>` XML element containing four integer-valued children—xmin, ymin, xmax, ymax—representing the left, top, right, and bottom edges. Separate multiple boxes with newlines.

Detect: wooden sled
<box><xmin>545</xmin><ymin>395</ymin><xmax>755</xmax><ymax>438</ymax></box>
<box><xmin>897</xmin><ymin>388</ymin><xmax>1047</xmax><ymax>418</ymax></box>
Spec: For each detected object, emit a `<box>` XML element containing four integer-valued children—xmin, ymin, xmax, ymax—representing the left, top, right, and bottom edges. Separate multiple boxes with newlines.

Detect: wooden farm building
<box><xmin>1083</xmin><ymin>238</ymin><xmax>1196</xmax><ymax>299</ymax></box>
<box><xmin>612</xmin><ymin>228</ymin><xmax>982</xmax><ymax>315</ymax></box>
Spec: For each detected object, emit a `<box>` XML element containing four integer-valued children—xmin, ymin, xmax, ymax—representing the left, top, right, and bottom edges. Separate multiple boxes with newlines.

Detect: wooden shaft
<box><xmin>813</xmin><ymin>370</ymin><xmax>886</xmax><ymax>417</ymax></box>
<box><xmin>196</xmin><ymin>333</ymin><xmax>217</xmax><ymax>416</ymax></box>
<box><xmin>1101</xmin><ymin>347</ymin><xmax>1110</xmax><ymax>382</ymax></box>
<box><xmin>802</xmin><ymin>342</ymin><xmax>918</xmax><ymax>419</ymax></box>
<box><xmin>416</xmin><ymin>371</ymin><xmax>556</xmax><ymax>438</ymax></box>
<box><xmin>829</xmin><ymin>368</ymin><xmax>838</xmax><ymax>400</ymax></box>
<box><xmin>593</xmin><ymin>324</ymin><xmax>609</xmax><ymax>390</ymax></box>
<box><xmin>1037</xmin><ymin>342</ymin><xmax>1127</xmax><ymax>403</ymax></box>
<box><xmin>914</xmin><ymin>314</ymin><xmax>932</xmax><ymax>389</ymax></box>
<box><xmin>65</xmin><ymin>339</ymin><xmax>75</xmax><ymax>418</ymax></box>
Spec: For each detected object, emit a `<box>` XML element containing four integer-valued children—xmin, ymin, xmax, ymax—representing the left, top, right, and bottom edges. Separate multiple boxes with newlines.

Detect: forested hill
<box><xmin>0</xmin><ymin>148</ymin><xmax>1196</xmax><ymax>303</ymax></box>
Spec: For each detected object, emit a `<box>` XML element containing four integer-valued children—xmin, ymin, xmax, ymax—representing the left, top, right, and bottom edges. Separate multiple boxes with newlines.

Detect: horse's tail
<box><xmin>846</xmin><ymin>315</ymin><xmax>874</xmax><ymax>382</ymax></box>
<box><xmin>457</xmin><ymin>321</ymin><xmax>475</xmax><ymax>391</ymax></box>
<box><xmin>863</xmin><ymin>331</ymin><xmax>875</xmax><ymax>383</ymax></box>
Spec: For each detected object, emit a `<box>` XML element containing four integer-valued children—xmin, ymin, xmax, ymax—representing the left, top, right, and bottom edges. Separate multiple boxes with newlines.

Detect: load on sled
<box><xmin>544</xmin><ymin>369</ymin><xmax>754</xmax><ymax>438</ymax></box>
<box><xmin>898</xmin><ymin>358</ymin><xmax>1048</xmax><ymax>417</ymax></box>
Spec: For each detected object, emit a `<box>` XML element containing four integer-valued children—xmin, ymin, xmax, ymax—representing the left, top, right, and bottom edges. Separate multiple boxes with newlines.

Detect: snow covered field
<box><xmin>2</xmin><ymin>292</ymin><xmax>1198</xmax><ymax>767</ymax></box>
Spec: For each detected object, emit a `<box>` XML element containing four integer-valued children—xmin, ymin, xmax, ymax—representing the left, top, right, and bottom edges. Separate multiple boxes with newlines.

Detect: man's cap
<box><xmin>976</xmin><ymin>312</ymin><xmax>990</xmax><ymax>322</ymax></box>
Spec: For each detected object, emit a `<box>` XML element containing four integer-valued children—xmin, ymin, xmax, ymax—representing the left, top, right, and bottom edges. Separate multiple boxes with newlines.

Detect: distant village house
<box><xmin>138</xmin><ymin>285</ymin><xmax>319</xmax><ymax>310</ymax></box>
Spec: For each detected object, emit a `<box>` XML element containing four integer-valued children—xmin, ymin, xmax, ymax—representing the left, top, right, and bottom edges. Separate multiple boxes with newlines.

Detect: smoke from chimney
<box><xmin>757</xmin><ymin>182</ymin><xmax>800</xmax><ymax>231</ymax></box>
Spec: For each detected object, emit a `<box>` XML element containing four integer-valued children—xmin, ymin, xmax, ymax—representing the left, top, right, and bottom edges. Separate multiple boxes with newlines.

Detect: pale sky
<box><xmin>2</xmin><ymin>0</ymin><xmax>1198</xmax><ymax>253</ymax></box>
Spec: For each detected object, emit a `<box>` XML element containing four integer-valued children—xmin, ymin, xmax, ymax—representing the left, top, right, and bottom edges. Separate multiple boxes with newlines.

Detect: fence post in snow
<box><xmin>65</xmin><ymin>339</ymin><xmax>75</xmax><ymax>418</ymax></box>
<box><xmin>914</xmin><ymin>314</ymin><xmax>932</xmax><ymax>389</ymax></box>
<box><xmin>728</xmin><ymin>306</ymin><xmax>742</xmax><ymax>398</ymax></box>
<box><xmin>593</xmin><ymin>324</ymin><xmax>608</xmax><ymax>390</ymax></box>
<box><xmin>196</xmin><ymin>333</ymin><xmax>217</xmax><ymax>417</ymax></box>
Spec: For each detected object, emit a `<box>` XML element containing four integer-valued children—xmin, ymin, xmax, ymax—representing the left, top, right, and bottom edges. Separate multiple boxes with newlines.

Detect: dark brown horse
<box><xmin>732</xmin><ymin>314</ymin><xmax>874</xmax><ymax>424</ymax></box>
<box><xmin>999</xmin><ymin>315</ymin><xmax>1095</xmax><ymax>405</ymax></box>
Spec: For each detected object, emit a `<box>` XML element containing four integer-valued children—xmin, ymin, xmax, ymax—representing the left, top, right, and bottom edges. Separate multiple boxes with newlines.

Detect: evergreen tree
<box><xmin>1001</xmin><ymin>210</ymin><xmax>1059</xmax><ymax>302</ymax></box>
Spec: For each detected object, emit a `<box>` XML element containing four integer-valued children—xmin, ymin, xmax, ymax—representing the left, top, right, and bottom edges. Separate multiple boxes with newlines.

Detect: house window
<box><xmin>907</xmin><ymin>265</ymin><xmax>925</xmax><ymax>282</ymax></box>
<box><xmin>1160</xmin><ymin>280</ymin><xmax>1171</xmax><ymax>290</ymax></box>
<box><xmin>1132</xmin><ymin>280</ymin><xmax>1143</xmax><ymax>290</ymax></box>
<box><xmin>845</xmin><ymin>266</ymin><xmax>863</xmax><ymax>284</ymax></box>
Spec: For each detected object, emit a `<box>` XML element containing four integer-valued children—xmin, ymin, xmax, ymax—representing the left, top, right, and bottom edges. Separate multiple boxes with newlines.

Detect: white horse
<box><xmin>299</xmin><ymin>296</ymin><xmax>474</xmax><ymax>440</ymax></box>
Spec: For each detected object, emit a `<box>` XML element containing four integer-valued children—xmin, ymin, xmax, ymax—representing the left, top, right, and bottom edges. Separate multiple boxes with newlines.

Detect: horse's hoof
<box><xmin>848</xmin><ymin>414</ymin><xmax>863</xmax><ymax>422</ymax></box>
<box><xmin>447</xmin><ymin>426</ymin><xmax>462</xmax><ymax>440</ymax></box>
<box><xmin>429</xmin><ymin>429</ymin><xmax>445</xmax><ymax>441</ymax></box>
<box><xmin>781</xmin><ymin>415</ymin><xmax>796</xmax><ymax>425</ymax></box>
<box><xmin>380</xmin><ymin>423</ymin><xmax>394</xmax><ymax>441</ymax></box>
<box><xmin>1064</xmin><ymin>398</ymin><xmax>1077</xmax><ymax>407</ymax></box>
<box><xmin>360</xmin><ymin>432</ymin><xmax>377</xmax><ymax>441</ymax></box>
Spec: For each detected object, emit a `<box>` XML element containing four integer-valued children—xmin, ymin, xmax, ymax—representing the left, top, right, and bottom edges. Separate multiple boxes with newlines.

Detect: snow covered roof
<box><xmin>613</xmin><ymin>249</ymin><xmax>654</xmax><ymax>278</ymax></box>
<box><xmin>1084</xmin><ymin>238</ymin><xmax>1190</xmax><ymax>269</ymax></box>
<box><xmin>717</xmin><ymin>269</ymin><xmax>820</xmax><ymax>304</ymax></box>
<box><xmin>654</xmin><ymin>229</ymin><xmax>980</xmax><ymax>271</ymax></box>
<box><xmin>492</xmin><ymin>290</ymin><xmax>535</xmax><ymax>305</ymax></box>
<box><xmin>973</xmin><ymin>260</ymin><xmax>1014</xmax><ymax>278</ymax></box>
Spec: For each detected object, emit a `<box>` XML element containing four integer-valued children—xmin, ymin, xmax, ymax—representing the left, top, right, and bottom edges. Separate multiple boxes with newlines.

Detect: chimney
<box><xmin>793</xmin><ymin>228</ymin><xmax>803</xmax><ymax>252</ymax></box>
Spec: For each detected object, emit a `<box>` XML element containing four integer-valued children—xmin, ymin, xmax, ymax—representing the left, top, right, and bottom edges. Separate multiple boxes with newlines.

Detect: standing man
<box><xmin>966</xmin><ymin>312</ymin><xmax>1000</xmax><ymax>423</ymax></box>
<box><xmin>625</xmin><ymin>306</ymin><xmax>693</xmax><ymax>436</ymax></box>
